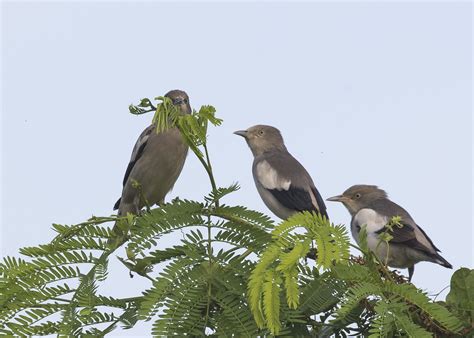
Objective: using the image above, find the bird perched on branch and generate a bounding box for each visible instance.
[327,185,452,281]
[114,89,191,217]
[234,125,328,220]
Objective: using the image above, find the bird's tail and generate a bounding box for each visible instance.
[434,253,453,269]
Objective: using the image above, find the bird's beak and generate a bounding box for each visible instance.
[234,130,248,138]
[326,195,345,202]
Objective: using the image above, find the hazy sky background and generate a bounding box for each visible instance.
[1,1,472,336]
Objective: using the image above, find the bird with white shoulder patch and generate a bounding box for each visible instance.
[327,185,452,281]
[234,125,328,221]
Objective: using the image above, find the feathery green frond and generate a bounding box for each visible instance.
[263,270,282,335]
[248,245,281,328]
[335,282,381,321]
[385,282,465,333]
[204,183,240,203]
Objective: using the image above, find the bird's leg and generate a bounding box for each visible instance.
[408,265,415,282]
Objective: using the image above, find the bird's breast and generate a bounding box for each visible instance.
[353,208,388,233]
[351,208,388,243]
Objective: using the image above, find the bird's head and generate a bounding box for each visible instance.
[165,89,191,115]
[234,125,287,156]
[327,185,388,216]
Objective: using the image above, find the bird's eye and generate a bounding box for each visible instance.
[258,130,264,136]
[355,193,361,199]
[183,98,188,104]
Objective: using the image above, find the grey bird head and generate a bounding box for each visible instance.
[327,185,388,216]
[234,125,287,157]
[165,89,192,115]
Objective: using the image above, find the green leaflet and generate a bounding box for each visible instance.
[263,270,282,334]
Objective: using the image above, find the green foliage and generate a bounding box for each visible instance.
[0,218,140,336]
[446,267,474,332]
[0,95,469,337]
[249,211,350,334]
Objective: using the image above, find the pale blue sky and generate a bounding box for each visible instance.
[1,1,472,336]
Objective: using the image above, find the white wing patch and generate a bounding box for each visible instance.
[354,208,388,233]
[308,189,320,211]
[256,160,291,191]
[130,126,153,162]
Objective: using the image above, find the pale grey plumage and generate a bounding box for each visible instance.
[327,185,452,281]
[234,125,327,220]
[114,89,191,216]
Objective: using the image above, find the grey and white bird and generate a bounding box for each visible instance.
[114,89,191,217]
[234,125,328,220]
[327,185,452,281]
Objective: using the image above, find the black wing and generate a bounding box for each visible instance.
[375,221,436,257]
[416,223,441,252]
[261,151,328,219]
[121,139,148,187]
[369,199,439,256]
[269,185,327,218]
[113,125,154,210]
